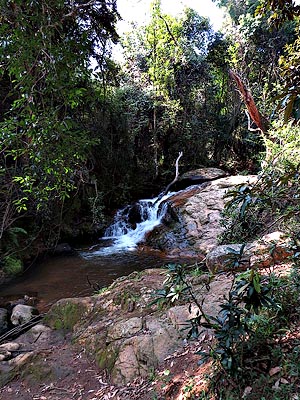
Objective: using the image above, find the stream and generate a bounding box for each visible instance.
[0,192,178,312]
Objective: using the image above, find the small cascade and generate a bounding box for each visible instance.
[83,192,174,256]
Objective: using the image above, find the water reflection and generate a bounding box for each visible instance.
[0,249,168,312]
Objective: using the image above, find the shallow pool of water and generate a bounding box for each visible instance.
[0,247,170,312]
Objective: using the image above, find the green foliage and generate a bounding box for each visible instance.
[151,263,190,308]
[2,256,23,276]
[206,255,300,399]
[153,251,300,398]
[220,181,264,243]
[152,263,210,312]
[255,0,300,124]
[277,34,300,123]
[198,267,277,373]
[256,0,300,27]
[0,226,27,275]
[220,122,300,243]
[121,1,253,176]
[0,0,120,258]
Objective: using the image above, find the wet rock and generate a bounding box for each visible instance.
[147,175,257,257]
[5,294,38,312]
[10,304,39,326]
[53,243,74,255]
[170,167,228,191]
[127,203,143,226]
[0,308,8,334]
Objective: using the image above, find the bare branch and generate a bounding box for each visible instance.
[245,109,263,133]
[154,151,183,204]
[159,15,178,45]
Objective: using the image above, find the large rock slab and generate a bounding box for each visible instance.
[146,175,257,257]
[206,231,293,273]
[110,316,181,384]
[170,167,228,191]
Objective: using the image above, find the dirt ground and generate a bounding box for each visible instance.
[0,334,214,400]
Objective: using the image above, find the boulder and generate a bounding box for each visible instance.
[0,342,20,352]
[53,243,74,256]
[110,316,181,385]
[107,317,143,342]
[10,304,39,326]
[45,297,94,331]
[170,167,228,191]
[0,343,20,362]
[206,232,293,273]
[168,304,201,330]
[17,324,53,347]
[146,175,257,257]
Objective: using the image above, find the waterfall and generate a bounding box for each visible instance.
[83,192,174,256]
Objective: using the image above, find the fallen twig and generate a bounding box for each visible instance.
[0,314,45,344]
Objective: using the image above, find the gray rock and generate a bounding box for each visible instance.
[146,175,257,257]
[206,244,251,273]
[111,316,181,385]
[167,304,200,330]
[10,304,39,326]
[16,324,53,347]
[171,167,228,191]
[180,167,228,182]
[53,243,74,255]
[107,317,143,342]
[0,342,20,352]
[206,232,292,273]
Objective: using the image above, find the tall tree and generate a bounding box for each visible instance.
[0,0,119,264]
[121,3,231,177]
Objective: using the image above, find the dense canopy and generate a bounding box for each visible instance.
[0,0,299,282]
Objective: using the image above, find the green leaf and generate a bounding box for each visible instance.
[253,274,261,293]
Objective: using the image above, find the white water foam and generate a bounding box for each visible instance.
[82,192,174,257]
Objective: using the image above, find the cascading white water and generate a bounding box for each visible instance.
[83,192,174,256]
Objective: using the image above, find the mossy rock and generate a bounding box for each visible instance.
[113,290,140,311]
[96,346,119,372]
[19,355,73,385]
[44,298,93,331]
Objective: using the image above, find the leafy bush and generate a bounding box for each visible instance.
[0,227,27,276]
[220,121,300,244]
[3,256,23,276]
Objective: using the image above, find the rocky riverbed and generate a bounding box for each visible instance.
[0,171,295,399]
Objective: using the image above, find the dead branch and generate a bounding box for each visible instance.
[229,70,267,133]
[159,16,178,45]
[245,109,263,133]
[0,314,44,344]
[154,151,183,205]
[164,151,183,194]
